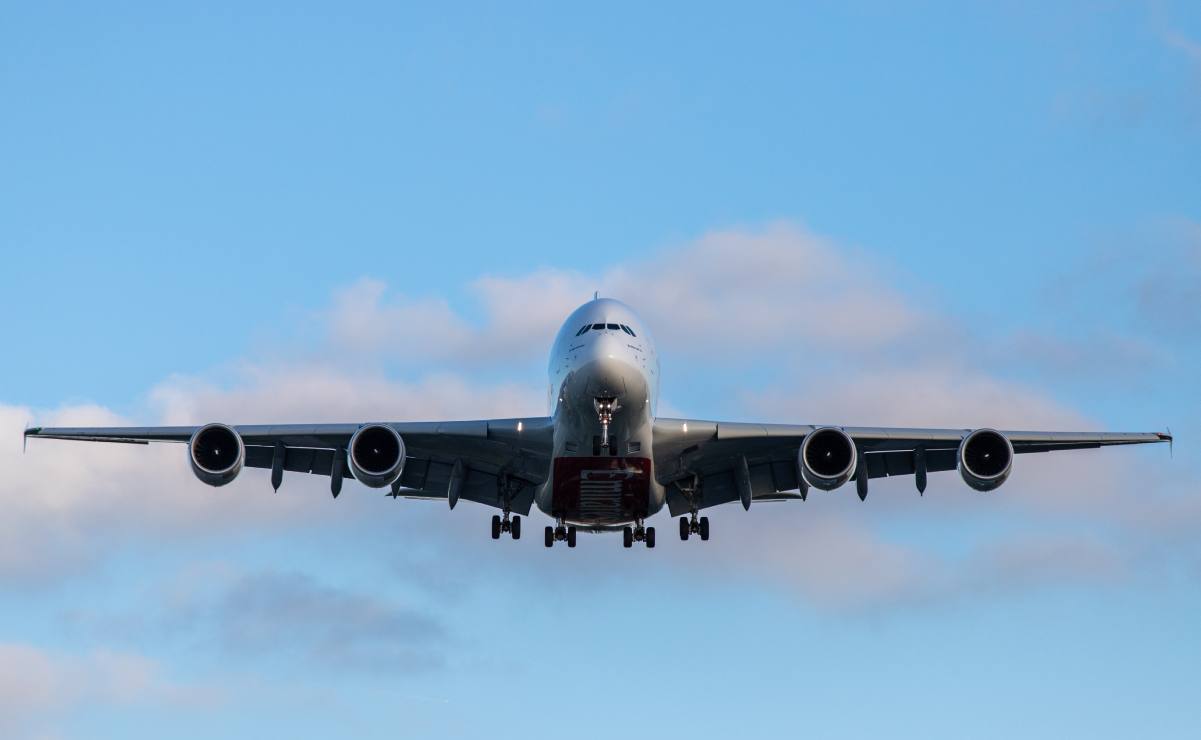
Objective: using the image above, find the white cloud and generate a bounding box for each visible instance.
[326,278,475,362]
[323,222,933,368]
[604,223,926,354]
[0,642,209,739]
[4,402,315,582]
[148,366,543,425]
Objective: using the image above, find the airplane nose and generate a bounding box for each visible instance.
[562,328,648,413]
[583,343,631,396]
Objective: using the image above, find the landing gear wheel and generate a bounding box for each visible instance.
[700,516,710,541]
[491,515,501,540]
[622,527,633,548]
[544,526,554,548]
[567,526,577,548]
[679,517,690,541]
[646,526,656,549]
[511,515,521,540]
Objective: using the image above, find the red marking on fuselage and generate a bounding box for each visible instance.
[552,456,651,522]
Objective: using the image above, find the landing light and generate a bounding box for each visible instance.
[517,421,524,432]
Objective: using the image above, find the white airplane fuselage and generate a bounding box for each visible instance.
[535,298,665,528]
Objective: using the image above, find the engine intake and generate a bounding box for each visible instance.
[348,424,406,488]
[799,427,858,491]
[958,428,1013,492]
[189,423,245,487]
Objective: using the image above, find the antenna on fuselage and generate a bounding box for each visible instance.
[593,290,599,300]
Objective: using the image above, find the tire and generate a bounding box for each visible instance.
[700,516,710,541]
[544,526,554,548]
[622,527,633,548]
[679,517,690,541]
[567,526,577,548]
[646,526,656,549]
[511,515,521,540]
[491,515,501,540]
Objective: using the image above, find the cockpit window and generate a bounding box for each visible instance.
[592,323,605,330]
[606,323,620,331]
[620,324,636,337]
[575,325,590,336]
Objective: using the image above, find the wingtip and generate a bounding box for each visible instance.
[23,426,39,454]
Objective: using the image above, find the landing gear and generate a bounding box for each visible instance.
[544,520,576,548]
[679,514,710,541]
[593,397,620,450]
[492,511,520,540]
[622,520,655,548]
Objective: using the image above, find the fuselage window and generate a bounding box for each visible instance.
[592,323,605,330]
[575,325,591,336]
[621,325,636,337]
[606,323,620,331]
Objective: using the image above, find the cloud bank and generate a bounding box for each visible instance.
[8,221,1195,618]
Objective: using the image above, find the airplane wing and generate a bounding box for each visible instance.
[652,418,1172,516]
[24,419,554,514]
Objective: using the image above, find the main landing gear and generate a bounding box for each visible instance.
[622,520,655,549]
[679,513,709,541]
[544,519,577,548]
[491,511,520,540]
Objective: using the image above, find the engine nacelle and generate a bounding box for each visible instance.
[799,427,858,491]
[189,423,245,487]
[958,428,1013,492]
[348,424,406,488]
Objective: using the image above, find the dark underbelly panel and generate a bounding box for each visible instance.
[552,456,651,523]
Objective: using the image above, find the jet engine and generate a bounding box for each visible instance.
[188,423,245,487]
[958,428,1013,492]
[799,427,858,491]
[348,424,406,488]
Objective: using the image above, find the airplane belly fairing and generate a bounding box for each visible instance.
[551,456,652,526]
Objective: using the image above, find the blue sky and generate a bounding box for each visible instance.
[2,2,1200,738]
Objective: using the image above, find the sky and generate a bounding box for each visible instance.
[2,1,1200,737]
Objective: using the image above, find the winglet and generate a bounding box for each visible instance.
[23,425,42,454]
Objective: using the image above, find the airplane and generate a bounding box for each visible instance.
[24,297,1172,549]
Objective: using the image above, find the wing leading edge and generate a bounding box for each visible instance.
[24,419,554,514]
[652,418,1171,516]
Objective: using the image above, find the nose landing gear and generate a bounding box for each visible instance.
[593,397,620,450]
[622,519,655,549]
